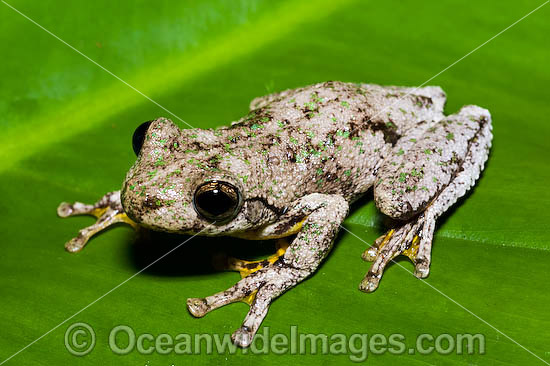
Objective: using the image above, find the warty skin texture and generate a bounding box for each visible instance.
[58,81,492,347]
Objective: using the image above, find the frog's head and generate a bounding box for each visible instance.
[121,118,258,236]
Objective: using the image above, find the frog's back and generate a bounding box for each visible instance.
[224,81,446,204]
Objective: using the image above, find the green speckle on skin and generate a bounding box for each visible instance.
[260,117,270,122]
[336,130,350,138]
[344,170,351,176]
[251,123,263,130]
[410,168,423,178]
[399,172,407,182]
[331,117,337,122]
[289,137,298,144]
[277,120,285,128]
[428,127,436,133]
[421,186,429,192]
[399,108,407,114]
[446,132,455,141]
[239,175,249,184]
[304,101,316,110]
[341,101,350,108]
[409,138,417,143]
[424,149,432,155]
[316,168,323,175]
[386,121,396,129]
[189,134,198,139]
[307,131,315,138]
[397,149,404,155]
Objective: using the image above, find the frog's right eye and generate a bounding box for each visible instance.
[132,121,153,156]
[193,180,242,223]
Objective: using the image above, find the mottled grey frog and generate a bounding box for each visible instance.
[58,81,492,347]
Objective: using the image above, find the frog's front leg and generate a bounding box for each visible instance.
[187,193,349,347]
[362,105,492,292]
[57,191,137,252]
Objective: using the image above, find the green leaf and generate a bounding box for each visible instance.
[1,0,549,365]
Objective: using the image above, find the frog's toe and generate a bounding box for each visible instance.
[57,202,74,217]
[361,230,393,262]
[186,298,209,318]
[413,257,431,279]
[64,235,88,253]
[359,274,381,293]
[232,326,254,348]
[57,201,96,217]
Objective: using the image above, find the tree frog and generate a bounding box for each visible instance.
[58,81,492,347]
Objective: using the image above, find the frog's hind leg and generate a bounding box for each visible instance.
[362,105,492,292]
[57,191,137,252]
[360,83,447,119]
[212,239,290,304]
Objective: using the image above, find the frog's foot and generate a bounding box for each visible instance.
[187,260,308,347]
[211,239,290,305]
[57,191,137,252]
[360,210,435,292]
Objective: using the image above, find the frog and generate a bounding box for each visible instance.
[58,81,492,347]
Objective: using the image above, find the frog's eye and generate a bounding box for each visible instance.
[193,180,242,223]
[132,121,153,156]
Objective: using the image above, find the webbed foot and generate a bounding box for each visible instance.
[360,211,435,292]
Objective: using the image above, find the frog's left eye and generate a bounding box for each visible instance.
[132,121,153,156]
[193,180,242,223]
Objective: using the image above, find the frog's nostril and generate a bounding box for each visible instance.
[132,121,153,156]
